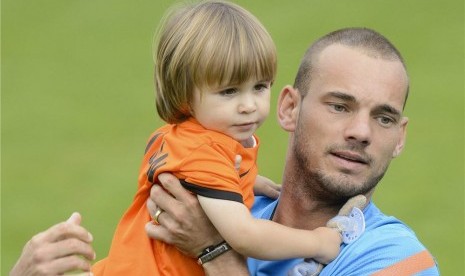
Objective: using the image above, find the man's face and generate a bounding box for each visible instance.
[293,44,409,198]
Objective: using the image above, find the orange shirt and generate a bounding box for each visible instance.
[92,118,259,275]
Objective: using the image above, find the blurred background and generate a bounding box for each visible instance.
[2,0,463,274]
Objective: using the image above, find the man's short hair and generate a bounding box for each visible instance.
[294,27,408,102]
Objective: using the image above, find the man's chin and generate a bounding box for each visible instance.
[320,174,374,198]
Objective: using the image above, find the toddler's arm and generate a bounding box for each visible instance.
[198,196,341,263]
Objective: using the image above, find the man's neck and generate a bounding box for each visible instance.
[272,177,373,231]
[271,184,340,230]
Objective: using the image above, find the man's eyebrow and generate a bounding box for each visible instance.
[327,91,402,117]
[326,91,356,102]
[373,104,402,117]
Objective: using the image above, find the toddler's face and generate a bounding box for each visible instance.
[191,78,271,145]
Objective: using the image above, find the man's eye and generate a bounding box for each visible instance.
[330,104,347,112]
[377,116,395,127]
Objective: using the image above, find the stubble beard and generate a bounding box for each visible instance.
[292,129,387,203]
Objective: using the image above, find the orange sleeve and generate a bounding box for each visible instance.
[371,250,437,276]
[178,142,245,202]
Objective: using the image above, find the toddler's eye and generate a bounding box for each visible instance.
[254,84,268,92]
[220,88,237,96]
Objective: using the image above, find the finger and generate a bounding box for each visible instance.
[145,222,174,244]
[148,185,184,228]
[55,238,96,260]
[150,184,180,217]
[36,222,93,245]
[262,185,281,199]
[146,196,158,218]
[66,212,82,225]
[338,195,367,215]
[147,193,187,240]
[234,155,242,171]
[45,254,93,275]
[157,173,193,202]
[42,238,96,262]
[145,221,199,257]
[265,182,282,192]
[149,201,180,230]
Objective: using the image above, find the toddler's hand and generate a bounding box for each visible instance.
[253,175,281,199]
[312,227,341,264]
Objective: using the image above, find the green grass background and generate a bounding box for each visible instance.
[2,0,464,274]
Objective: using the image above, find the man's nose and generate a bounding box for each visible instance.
[343,112,372,146]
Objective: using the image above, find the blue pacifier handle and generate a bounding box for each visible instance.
[328,207,365,244]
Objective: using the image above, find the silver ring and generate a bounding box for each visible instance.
[152,208,164,225]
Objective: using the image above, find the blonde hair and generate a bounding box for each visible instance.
[154,0,277,123]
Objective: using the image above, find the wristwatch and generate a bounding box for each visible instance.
[197,241,231,265]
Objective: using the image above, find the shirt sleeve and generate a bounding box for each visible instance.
[177,142,245,203]
[322,224,439,275]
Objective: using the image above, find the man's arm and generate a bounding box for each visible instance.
[145,173,249,275]
[10,212,95,276]
[202,250,249,276]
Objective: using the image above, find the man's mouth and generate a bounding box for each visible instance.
[331,151,369,165]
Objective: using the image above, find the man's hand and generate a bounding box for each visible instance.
[10,212,95,276]
[145,173,223,257]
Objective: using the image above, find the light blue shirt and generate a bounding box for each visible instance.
[248,196,440,275]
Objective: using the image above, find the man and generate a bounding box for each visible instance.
[145,27,440,275]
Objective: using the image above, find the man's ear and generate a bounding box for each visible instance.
[277,85,301,132]
[393,117,408,158]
